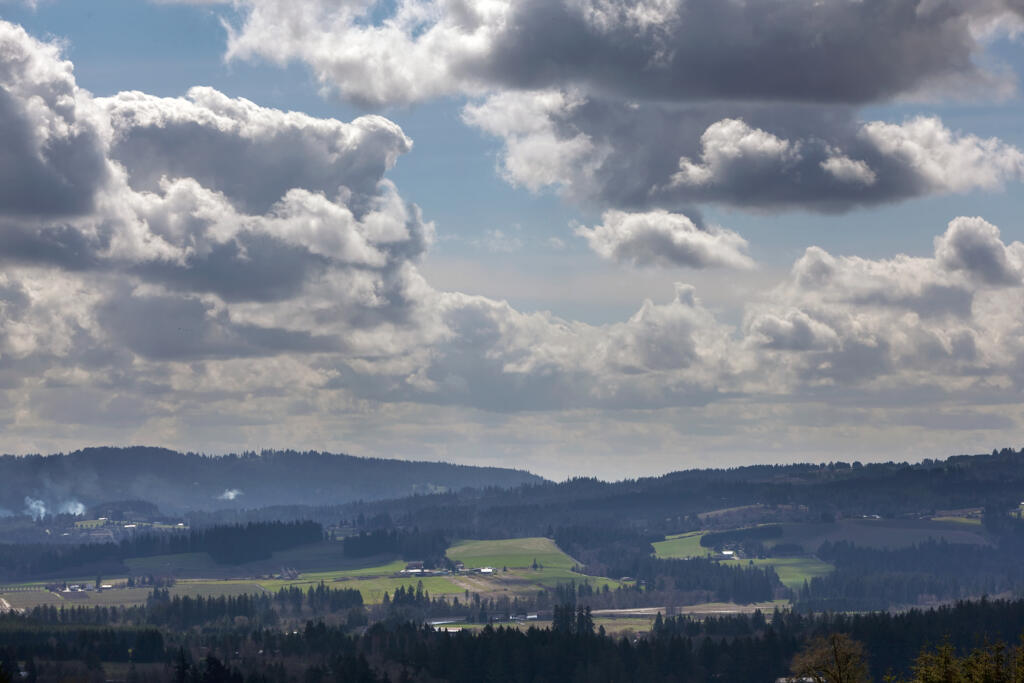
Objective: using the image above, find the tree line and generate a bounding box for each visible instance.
[0,521,324,579]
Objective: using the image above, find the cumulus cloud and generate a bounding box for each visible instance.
[0,22,110,217]
[100,88,412,214]
[465,93,1024,212]
[218,0,1022,107]
[934,216,1024,286]
[147,2,1024,220]
[673,119,799,187]
[575,210,755,270]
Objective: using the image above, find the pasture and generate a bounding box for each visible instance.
[447,537,576,571]
[3,537,624,609]
[446,537,622,591]
[720,557,834,591]
[652,531,711,559]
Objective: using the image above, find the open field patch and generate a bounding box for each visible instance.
[448,537,577,571]
[0,590,64,609]
[931,516,982,526]
[653,531,712,559]
[721,557,834,591]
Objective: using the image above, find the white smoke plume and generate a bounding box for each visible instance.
[217,489,243,501]
[58,500,86,516]
[24,497,47,520]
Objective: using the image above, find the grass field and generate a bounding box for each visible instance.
[931,516,983,526]
[0,590,65,609]
[721,557,834,591]
[652,532,712,559]
[653,529,834,591]
[448,538,577,571]
[446,538,622,592]
[3,538,624,609]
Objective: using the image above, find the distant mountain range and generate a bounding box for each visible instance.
[0,447,545,516]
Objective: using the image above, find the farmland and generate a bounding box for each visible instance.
[652,531,712,559]
[447,537,621,591]
[0,517,994,614]
[0,537,623,610]
[720,557,834,591]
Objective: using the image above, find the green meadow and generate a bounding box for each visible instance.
[652,531,712,559]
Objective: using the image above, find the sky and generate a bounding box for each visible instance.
[1,0,1024,480]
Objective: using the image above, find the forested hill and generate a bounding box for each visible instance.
[0,447,544,514]
[216,447,1024,538]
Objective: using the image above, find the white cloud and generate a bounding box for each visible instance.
[820,154,877,185]
[0,22,111,217]
[861,116,1024,193]
[672,119,800,187]
[575,210,755,270]
[100,87,412,213]
[934,216,1024,286]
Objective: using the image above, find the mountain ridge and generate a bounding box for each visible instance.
[0,446,545,515]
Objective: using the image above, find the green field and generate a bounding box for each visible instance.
[931,516,982,526]
[652,532,712,559]
[448,537,576,571]
[446,537,621,591]
[721,557,834,591]
[3,537,627,610]
[653,529,833,591]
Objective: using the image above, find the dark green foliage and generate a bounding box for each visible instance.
[342,528,449,566]
[8,596,1024,682]
[798,539,1024,611]
[0,520,323,578]
[605,556,779,604]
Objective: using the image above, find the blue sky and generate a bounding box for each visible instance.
[1,0,1024,478]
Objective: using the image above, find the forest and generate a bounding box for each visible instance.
[6,598,1024,681]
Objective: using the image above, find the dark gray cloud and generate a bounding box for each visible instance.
[97,291,339,361]
[485,0,989,104]
[465,95,1024,212]
[213,1,1024,214]
[223,0,1020,107]
[137,232,328,303]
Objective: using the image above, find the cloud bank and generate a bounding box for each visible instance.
[3,16,1024,477]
